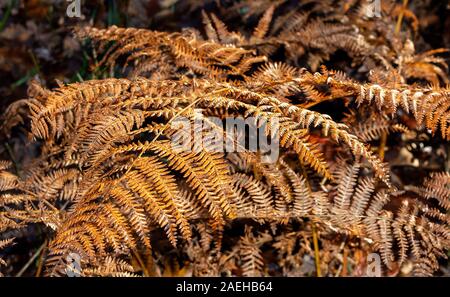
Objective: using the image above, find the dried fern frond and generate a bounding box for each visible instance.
[0,238,14,275]
[396,41,449,85]
[201,9,371,71]
[76,26,267,80]
[312,71,450,140]
[415,172,450,211]
[326,161,449,274]
[3,64,448,274]
[238,228,270,277]
[82,256,138,277]
[343,110,410,142]
[0,67,394,273]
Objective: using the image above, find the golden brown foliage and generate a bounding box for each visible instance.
[0,0,448,277]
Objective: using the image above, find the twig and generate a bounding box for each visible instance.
[15,241,47,277]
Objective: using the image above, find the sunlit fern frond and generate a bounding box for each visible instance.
[76,26,267,80]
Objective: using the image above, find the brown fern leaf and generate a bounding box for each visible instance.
[320,72,450,140]
[0,238,14,275]
[328,162,449,274]
[239,228,269,276]
[76,26,267,80]
[251,4,276,40]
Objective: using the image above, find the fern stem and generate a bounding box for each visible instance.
[445,145,450,173]
[35,240,47,277]
[342,247,348,276]
[3,142,19,175]
[132,250,150,276]
[312,223,321,277]
[395,0,409,34]
[15,241,46,277]
[300,164,322,276]
[378,131,387,161]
